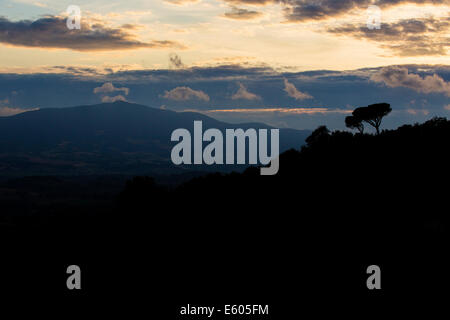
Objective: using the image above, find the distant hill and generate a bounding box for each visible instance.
[0,101,310,175]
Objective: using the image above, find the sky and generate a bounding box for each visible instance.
[0,0,449,130]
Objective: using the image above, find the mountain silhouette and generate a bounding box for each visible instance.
[0,101,310,175]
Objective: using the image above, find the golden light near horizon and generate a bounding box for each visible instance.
[0,0,448,72]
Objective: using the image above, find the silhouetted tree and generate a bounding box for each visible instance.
[345,115,364,134]
[353,103,392,134]
[306,125,330,146]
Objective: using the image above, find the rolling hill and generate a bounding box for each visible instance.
[0,101,310,175]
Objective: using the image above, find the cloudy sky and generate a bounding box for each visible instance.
[0,0,449,130]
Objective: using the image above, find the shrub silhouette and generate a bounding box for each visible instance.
[305,125,330,146]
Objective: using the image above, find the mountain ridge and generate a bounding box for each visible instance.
[0,101,310,176]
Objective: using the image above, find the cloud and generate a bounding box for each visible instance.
[0,98,9,105]
[164,0,201,4]
[296,0,449,22]
[200,107,350,114]
[2,63,449,129]
[185,107,352,130]
[223,0,275,5]
[0,106,39,117]
[232,83,262,100]
[326,16,450,56]
[281,0,371,22]
[162,87,210,101]
[32,2,48,8]
[221,0,450,22]
[406,108,430,115]
[283,79,312,100]
[371,66,450,96]
[94,82,129,102]
[169,53,185,69]
[223,7,264,20]
[0,16,184,51]
[101,95,127,103]
[94,82,130,95]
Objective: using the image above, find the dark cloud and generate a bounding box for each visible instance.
[113,64,278,83]
[1,64,449,129]
[223,0,275,5]
[169,53,185,69]
[50,66,102,76]
[223,7,264,20]
[327,16,450,56]
[222,0,449,22]
[377,0,450,6]
[0,16,184,51]
[284,0,449,22]
[281,0,371,22]
[121,23,141,30]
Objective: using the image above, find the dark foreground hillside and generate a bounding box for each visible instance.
[1,118,449,313]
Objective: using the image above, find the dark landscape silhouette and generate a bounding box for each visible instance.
[1,103,448,305]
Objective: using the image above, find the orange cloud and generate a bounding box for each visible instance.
[371,66,450,96]
[232,83,262,100]
[284,79,312,100]
[163,87,210,101]
[199,107,351,114]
